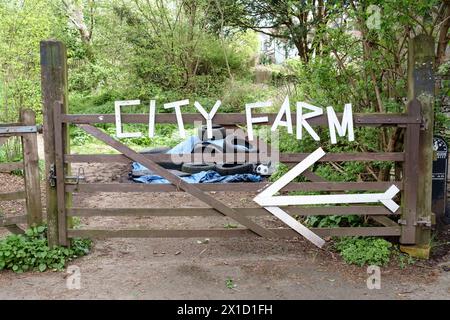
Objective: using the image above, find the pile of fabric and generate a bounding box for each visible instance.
[130,134,263,184]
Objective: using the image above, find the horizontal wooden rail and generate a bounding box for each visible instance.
[0,162,24,172]
[67,226,401,239]
[0,190,26,201]
[0,215,27,227]
[67,206,394,217]
[62,113,421,126]
[0,122,22,128]
[370,216,400,227]
[65,181,402,193]
[66,152,405,163]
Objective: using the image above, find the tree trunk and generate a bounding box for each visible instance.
[436,2,450,66]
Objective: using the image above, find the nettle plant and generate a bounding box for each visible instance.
[334,237,392,267]
[0,225,91,273]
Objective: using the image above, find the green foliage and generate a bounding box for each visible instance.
[0,0,55,123]
[225,278,236,289]
[0,137,22,163]
[334,237,392,267]
[0,225,91,273]
[268,163,289,182]
[393,249,416,269]
[220,80,276,113]
[71,126,93,146]
[306,215,363,228]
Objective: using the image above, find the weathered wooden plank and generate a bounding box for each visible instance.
[314,226,401,237]
[62,113,421,126]
[65,152,405,164]
[0,191,26,201]
[302,169,328,182]
[66,206,393,217]
[67,226,401,239]
[5,225,25,234]
[0,215,27,226]
[41,40,69,247]
[53,103,68,246]
[408,35,434,246]
[65,181,402,193]
[20,109,43,226]
[370,216,399,227]
[401,99,421,244]
[0,162,24,172]
[0,123,22,128]
[77,124,277,238]
[0,126,37,135]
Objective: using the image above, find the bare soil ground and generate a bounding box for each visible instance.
[0,161,449,300]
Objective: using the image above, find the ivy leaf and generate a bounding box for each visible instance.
[38,264,47,272]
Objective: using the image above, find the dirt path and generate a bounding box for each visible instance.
[0,162,449,300]
[0,236,448,300]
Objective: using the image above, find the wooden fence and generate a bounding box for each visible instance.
[0,110,42,233]
[51,100,423,244]
[38,39,435,248]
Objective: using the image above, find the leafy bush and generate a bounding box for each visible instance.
[334,237,392,266]
[70,126,93,146]
[306,215,363,228]
[0,225,91,273]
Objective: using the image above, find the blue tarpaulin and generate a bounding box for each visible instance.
[131,136,261,184]
[133,168,261,184]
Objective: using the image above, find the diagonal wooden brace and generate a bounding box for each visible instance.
[77,124,277,238]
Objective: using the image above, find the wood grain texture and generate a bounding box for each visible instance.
[67,206,393,217]
[0,162,23,172]
[65,152,405,164]
[65,181,402,193]
[0,191,26,201]
[62,113,421,126]
[20,109,43,226]
[67,226,401,239]
[40,40,69,247]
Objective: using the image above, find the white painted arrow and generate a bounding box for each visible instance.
[264,206,326,248]
[254,147,401,213]
[256,185,400,212]
[253,147,401,248]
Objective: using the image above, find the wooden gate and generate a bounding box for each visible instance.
[40,40,433,248]
[0,110,43,233]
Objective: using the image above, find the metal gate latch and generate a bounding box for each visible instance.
[397,218,432,227]
[65,167,85,185]
[415,217,432,228]
[48,164,56,187]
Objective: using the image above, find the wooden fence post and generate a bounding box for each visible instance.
[405,34,435,251]
[20,109,43,226]
[401,100,421,244]
[40,40,70,247]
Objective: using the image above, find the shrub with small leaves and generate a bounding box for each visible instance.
[0,225,91,273]
[334,237,392,267]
